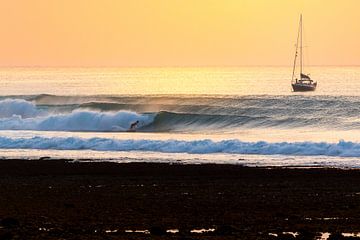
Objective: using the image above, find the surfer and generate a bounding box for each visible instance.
[129,120,139,131]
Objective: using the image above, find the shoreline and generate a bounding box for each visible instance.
[1,160,360,239]
[1,157,359,170]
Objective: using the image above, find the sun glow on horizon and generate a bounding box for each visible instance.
[0,0,359,67]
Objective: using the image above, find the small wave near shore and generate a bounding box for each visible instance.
[0,136,359,157]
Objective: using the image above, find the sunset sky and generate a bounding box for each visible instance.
[0,0,359,67]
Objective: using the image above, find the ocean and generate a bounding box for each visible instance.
[0,67,359,167]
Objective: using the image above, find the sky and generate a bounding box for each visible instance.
[0,0,359,67]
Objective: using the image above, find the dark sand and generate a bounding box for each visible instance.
[1,160,360,239]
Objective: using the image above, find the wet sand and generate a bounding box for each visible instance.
[1,160,360,239]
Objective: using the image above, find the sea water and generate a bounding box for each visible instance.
[0,67,359,167]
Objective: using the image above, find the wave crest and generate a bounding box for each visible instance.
[0,99,40,118]
[1,97,360,132]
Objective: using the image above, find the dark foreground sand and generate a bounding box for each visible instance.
[1,160,360,239]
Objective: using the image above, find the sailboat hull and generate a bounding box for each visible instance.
[292,83,317,92]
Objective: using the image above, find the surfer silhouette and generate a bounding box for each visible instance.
[129,120,139,131]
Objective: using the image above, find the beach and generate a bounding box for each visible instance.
[1,160,360,239]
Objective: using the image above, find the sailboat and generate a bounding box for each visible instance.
[291,14,317,92]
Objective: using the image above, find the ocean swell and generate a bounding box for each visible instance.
[0,137,359,157]
[0,96,360,132]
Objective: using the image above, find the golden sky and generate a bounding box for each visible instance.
[0,0,359,67]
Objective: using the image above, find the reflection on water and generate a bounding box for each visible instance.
[0,67,360,96]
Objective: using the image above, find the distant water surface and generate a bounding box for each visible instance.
[0,67,359,95]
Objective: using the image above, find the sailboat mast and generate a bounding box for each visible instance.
[291,15,301,83]
[300,14,302,78]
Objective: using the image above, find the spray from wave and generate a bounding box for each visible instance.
[0,99,41,118]
[0,99,154,132]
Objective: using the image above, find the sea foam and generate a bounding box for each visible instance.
[0,99,154,131]
[0,111,154,132]
[0,137,359,157]
[0,99,40,118]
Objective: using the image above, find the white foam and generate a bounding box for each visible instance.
[0,99,40,118]
[0,99,154,131]
[0,137,359,157]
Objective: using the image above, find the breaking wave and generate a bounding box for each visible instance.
[0,95,359,132]
[0,136,359,157]
[0,99,41,118]
[0,99,154,131]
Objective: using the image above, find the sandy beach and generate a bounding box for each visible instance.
[0,160,359,239]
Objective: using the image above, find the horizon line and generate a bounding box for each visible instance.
[0,64,359,68]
